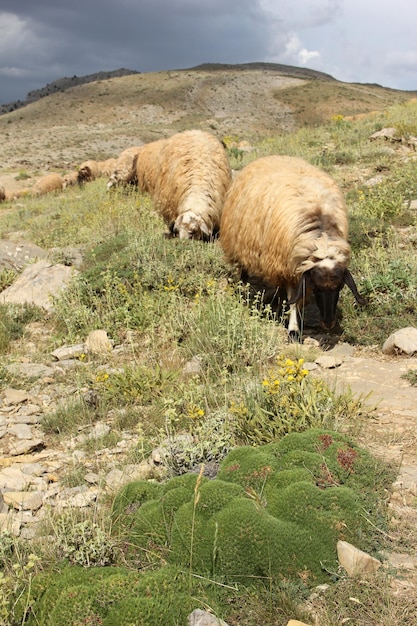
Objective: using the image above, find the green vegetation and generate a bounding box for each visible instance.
[0,96,417,624]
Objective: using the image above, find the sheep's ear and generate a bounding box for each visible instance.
[199,220,211,238]
[343,269,367,306]
[287,273,310,305]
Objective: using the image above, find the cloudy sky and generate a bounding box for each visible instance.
[1,0,416,104]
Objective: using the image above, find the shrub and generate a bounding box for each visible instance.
[111,429,394,587]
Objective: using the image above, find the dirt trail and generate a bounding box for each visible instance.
[324,351,417,466]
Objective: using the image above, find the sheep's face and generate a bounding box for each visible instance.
[173,212,211,241]
[309,264,345,330]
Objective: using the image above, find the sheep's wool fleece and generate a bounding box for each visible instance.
[136,130,232,229]
[220,155,350,287]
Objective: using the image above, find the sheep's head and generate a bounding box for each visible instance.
[290,260,367,331]
[173,211,212,241]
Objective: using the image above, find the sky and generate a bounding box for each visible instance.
[1,0,417,104]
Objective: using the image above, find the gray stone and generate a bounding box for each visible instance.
[2,388,33,405]
[89,422,111,440]
[183,356,203,377]
[5,363,56,379]
[0,240,47,271]
[8,438,44,456]
[0,467,31,490]
[188,609,230,626]
[0,259,78,312]
[382,327,417,356]
[50,344,86,361]
[7,424,33,439]
[315,355,342,369]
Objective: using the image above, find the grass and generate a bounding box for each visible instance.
[0,97,417,624]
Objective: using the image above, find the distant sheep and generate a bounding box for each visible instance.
[106,147,142,189]
[99,157,118,178]
[62,171,79,188]
[77,160,103,184]
[126,130,232,240]
[0,184,5,202]
[32,172,64,196]
[220,155,366,339]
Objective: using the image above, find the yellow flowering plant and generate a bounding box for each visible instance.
[231,355,360,445]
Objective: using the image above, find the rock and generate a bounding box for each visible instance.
[84,472,100,485]
[315,355,343,369]
[8,438,44,456]
[382,551,416,571]
[85,329,113,354]
[0,259,78,312]
[369,127,399,142]
[0,239,47,271]
[0,512,22,536]
[3,491,43,511]
[50,343,86,360]
[0,467,31,490]
[392,464,417,495]
[337,540,382,576]
[2,388,33,405]
[188,608,230,626]
[182,356,203,377]
[7,424,33,439]
[89,422,110,440]
[5,363,56,379]
[382,327,417,356]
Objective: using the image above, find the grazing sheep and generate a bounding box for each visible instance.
[77,160,103,184]
[127,130,232,240]
[0,184,5,202]
[106,146,142,189]
[32,172,64,196]
[220,155,366,339]
[99,157,118,178]
[62,171,79,188]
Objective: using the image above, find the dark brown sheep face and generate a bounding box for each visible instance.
[290,265,366,332]
[310,265,345,330]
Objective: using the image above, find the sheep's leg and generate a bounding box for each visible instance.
[287,303,302,342]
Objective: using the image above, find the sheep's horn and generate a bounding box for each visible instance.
[287,274,310,305]
[344,269,367,305]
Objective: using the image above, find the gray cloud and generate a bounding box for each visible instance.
[1,0,416,104]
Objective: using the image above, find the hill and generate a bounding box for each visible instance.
[1,62,416,174]
[0,68,140,114]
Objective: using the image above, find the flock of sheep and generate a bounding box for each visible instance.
[0,129,366,339]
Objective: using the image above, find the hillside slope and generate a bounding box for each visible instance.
[0,62,416,173]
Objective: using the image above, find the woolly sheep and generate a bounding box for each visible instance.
[32,172,64,196]
[77,160,103,184]
[62,171,79,188]
[99,157,118,178]
[127,130,232,240]
[106,146,142,189]
[220,155,366,339]
[0,184,5,202]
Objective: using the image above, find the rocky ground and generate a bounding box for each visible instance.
[0,242,416,599]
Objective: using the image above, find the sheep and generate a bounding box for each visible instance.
[127,130,232,240]
[62,171,79,188]
[219,155,366,340]
[0,184,5,202]
[98,157,118,178]
[32,172,64,196]
[77,160,103,184]
[106,146,142,189]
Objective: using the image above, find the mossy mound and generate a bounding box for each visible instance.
[113,429,394,586]
[22,564,211,626]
